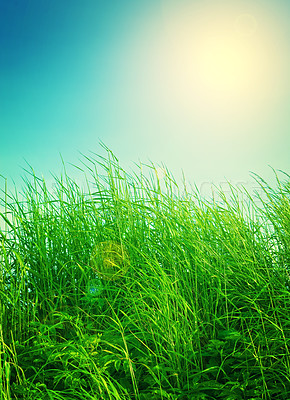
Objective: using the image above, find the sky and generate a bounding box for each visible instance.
[0,0,289,202]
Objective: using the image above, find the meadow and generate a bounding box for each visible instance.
[0,146,289,399]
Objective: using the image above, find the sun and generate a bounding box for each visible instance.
[195,31,257,98]
[160,6,264,107]
[156,1,287,136]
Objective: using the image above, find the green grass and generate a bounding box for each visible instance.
[0,144,289,400]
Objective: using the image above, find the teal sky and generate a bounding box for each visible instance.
[1,0,289,199]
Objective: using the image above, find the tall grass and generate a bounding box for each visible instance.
[0,145,289,399]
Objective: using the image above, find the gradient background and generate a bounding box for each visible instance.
[1,0,289,200]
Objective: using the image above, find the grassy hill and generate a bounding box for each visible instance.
[0,147,289,399]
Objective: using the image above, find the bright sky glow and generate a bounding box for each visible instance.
[0,0,289,203]
[157,1,288,137]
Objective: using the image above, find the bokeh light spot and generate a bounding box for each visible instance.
[235,13,257,37]
[90,241,129,281]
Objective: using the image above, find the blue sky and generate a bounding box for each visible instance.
[1,0,289,199]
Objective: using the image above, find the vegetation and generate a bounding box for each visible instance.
[0,145,289,399]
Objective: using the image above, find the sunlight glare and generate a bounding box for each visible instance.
[158,1,287,134]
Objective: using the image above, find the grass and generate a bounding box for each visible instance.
[0,144,289,399]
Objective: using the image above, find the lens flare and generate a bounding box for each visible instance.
[235,13,257,37]
[86,279,104,296]
[90,241,129,281]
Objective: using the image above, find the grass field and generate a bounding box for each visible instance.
[0,146,289,399]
